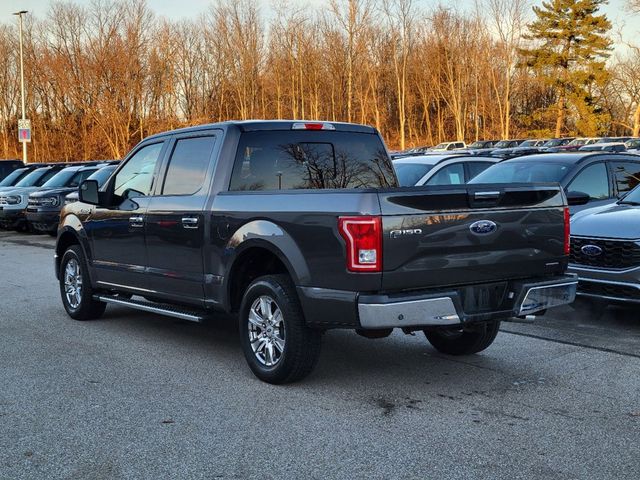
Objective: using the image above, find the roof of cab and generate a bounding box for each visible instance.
[145,120,377,141]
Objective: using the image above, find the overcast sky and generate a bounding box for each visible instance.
[3,0,638,56]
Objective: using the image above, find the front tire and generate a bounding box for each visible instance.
[59,245,106,320]
[424,320,501,355]
[239,274,321,384]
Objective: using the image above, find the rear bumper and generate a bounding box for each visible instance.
[298,275,577,329]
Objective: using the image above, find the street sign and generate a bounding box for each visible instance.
[18,119,31,143]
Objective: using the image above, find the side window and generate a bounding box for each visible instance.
[113,143,163,198]
[35,170,58,187]
[567,163,609,200]
[162,136,215,195]
[467,162,493,181]
[612,161,640,196]
[455,142,464,149]
[426,163,465,186]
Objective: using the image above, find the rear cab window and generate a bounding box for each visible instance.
[229,131,396,191]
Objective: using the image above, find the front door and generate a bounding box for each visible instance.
[145,134,218,304]
[88,141,165,292]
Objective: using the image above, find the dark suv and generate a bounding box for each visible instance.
[56,121,576,383]
[0,159,23,181]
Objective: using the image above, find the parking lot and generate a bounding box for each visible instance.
[1,229,639,480]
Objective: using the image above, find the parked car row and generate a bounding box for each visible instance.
[0,160,118,235]
[393,136,640,159]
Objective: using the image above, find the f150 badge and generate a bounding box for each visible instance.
[469,220,497,235]
[390,228,423,238]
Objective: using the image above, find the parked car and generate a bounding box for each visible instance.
[26,164,105,235]
[492,139,527,150]
[490,146,543,159]
[0,165,41,190]
[579,142,627,153]
[469,152,640,214]
[0,165,66,230]
[540,138,575,151]
[64,165,118,205]
[393,154,499,186]
[518,139,549,148]
[0,159,23,181]
[569,185,640,306]
[596,137,632,144]
[55,120,576,384]
[550,137,600,152]
[466,140,499,150]
[624,139,640,153]
[428,141,466,152]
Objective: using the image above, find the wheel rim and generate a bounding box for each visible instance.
[64,258,83,309]
[247,295,285,367]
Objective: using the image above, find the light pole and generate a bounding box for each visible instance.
[13,10,28,164]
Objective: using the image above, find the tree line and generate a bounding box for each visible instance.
[0,0,638,162]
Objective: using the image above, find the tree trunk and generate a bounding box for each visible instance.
[633,102,640,137]
[555,95,565,138]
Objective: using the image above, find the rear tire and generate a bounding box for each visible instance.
[424,320,501,355]
[239,274,321,384]
[59,245,106,320]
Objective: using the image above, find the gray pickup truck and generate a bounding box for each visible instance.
[55,121,577,383]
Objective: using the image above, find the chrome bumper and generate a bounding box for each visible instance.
[357,276,577,329]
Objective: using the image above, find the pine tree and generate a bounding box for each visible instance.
[520,0,612,136]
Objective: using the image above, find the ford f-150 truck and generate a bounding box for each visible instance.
[55,121,577,383]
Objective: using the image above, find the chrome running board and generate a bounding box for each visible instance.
[94,294,206,323]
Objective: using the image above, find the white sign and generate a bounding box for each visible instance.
[18,119,31,143]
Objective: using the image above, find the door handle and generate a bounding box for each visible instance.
[129,215,144,228]
[182,217,199,229]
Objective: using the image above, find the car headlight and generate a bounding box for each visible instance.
[5,195,21,205]
[64,196,77,205]
[41,196,60,207]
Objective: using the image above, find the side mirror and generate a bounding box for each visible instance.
[566,191,591,206]
[79,179,100,205]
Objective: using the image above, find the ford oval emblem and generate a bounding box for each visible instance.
[469,220,497,235]
[581,244,603,257]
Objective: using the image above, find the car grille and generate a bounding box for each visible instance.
[578,281,640,301]
[28,197,43,207]
[0,196,11,206]
[570,237,640,269]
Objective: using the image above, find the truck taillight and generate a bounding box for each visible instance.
[338,216,382,272]
[564,207,570,255]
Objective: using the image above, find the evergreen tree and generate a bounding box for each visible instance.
[520,0,612,136]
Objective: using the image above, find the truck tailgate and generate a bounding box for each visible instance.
[378,184,567,291]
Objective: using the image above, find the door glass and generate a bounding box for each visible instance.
[113,143,163,199]
[162,136,215,195]
[567,163,609,199]
[467,162,493,181]
[612,162,640,195]
[426,163,465,185]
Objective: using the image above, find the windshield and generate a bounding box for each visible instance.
[568,139,587,146]
[519,140,536,147]
[469,161,571,184]
[15,168,51,187]
[88,166,116,186]
[542,139,563,147]
[0,168,27,187]
[394,163,434,186]
[41,169,79,188]
[493,141,511,148]
[468,141,485,149]
[626,140,640,149]
[432,143,448,149]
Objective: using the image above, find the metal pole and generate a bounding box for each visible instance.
[14,11,28,164]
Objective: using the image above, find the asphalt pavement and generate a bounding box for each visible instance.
[1,230,639,479]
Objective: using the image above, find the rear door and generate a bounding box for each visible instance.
[144,132,219,304]
[377,184,566,291]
